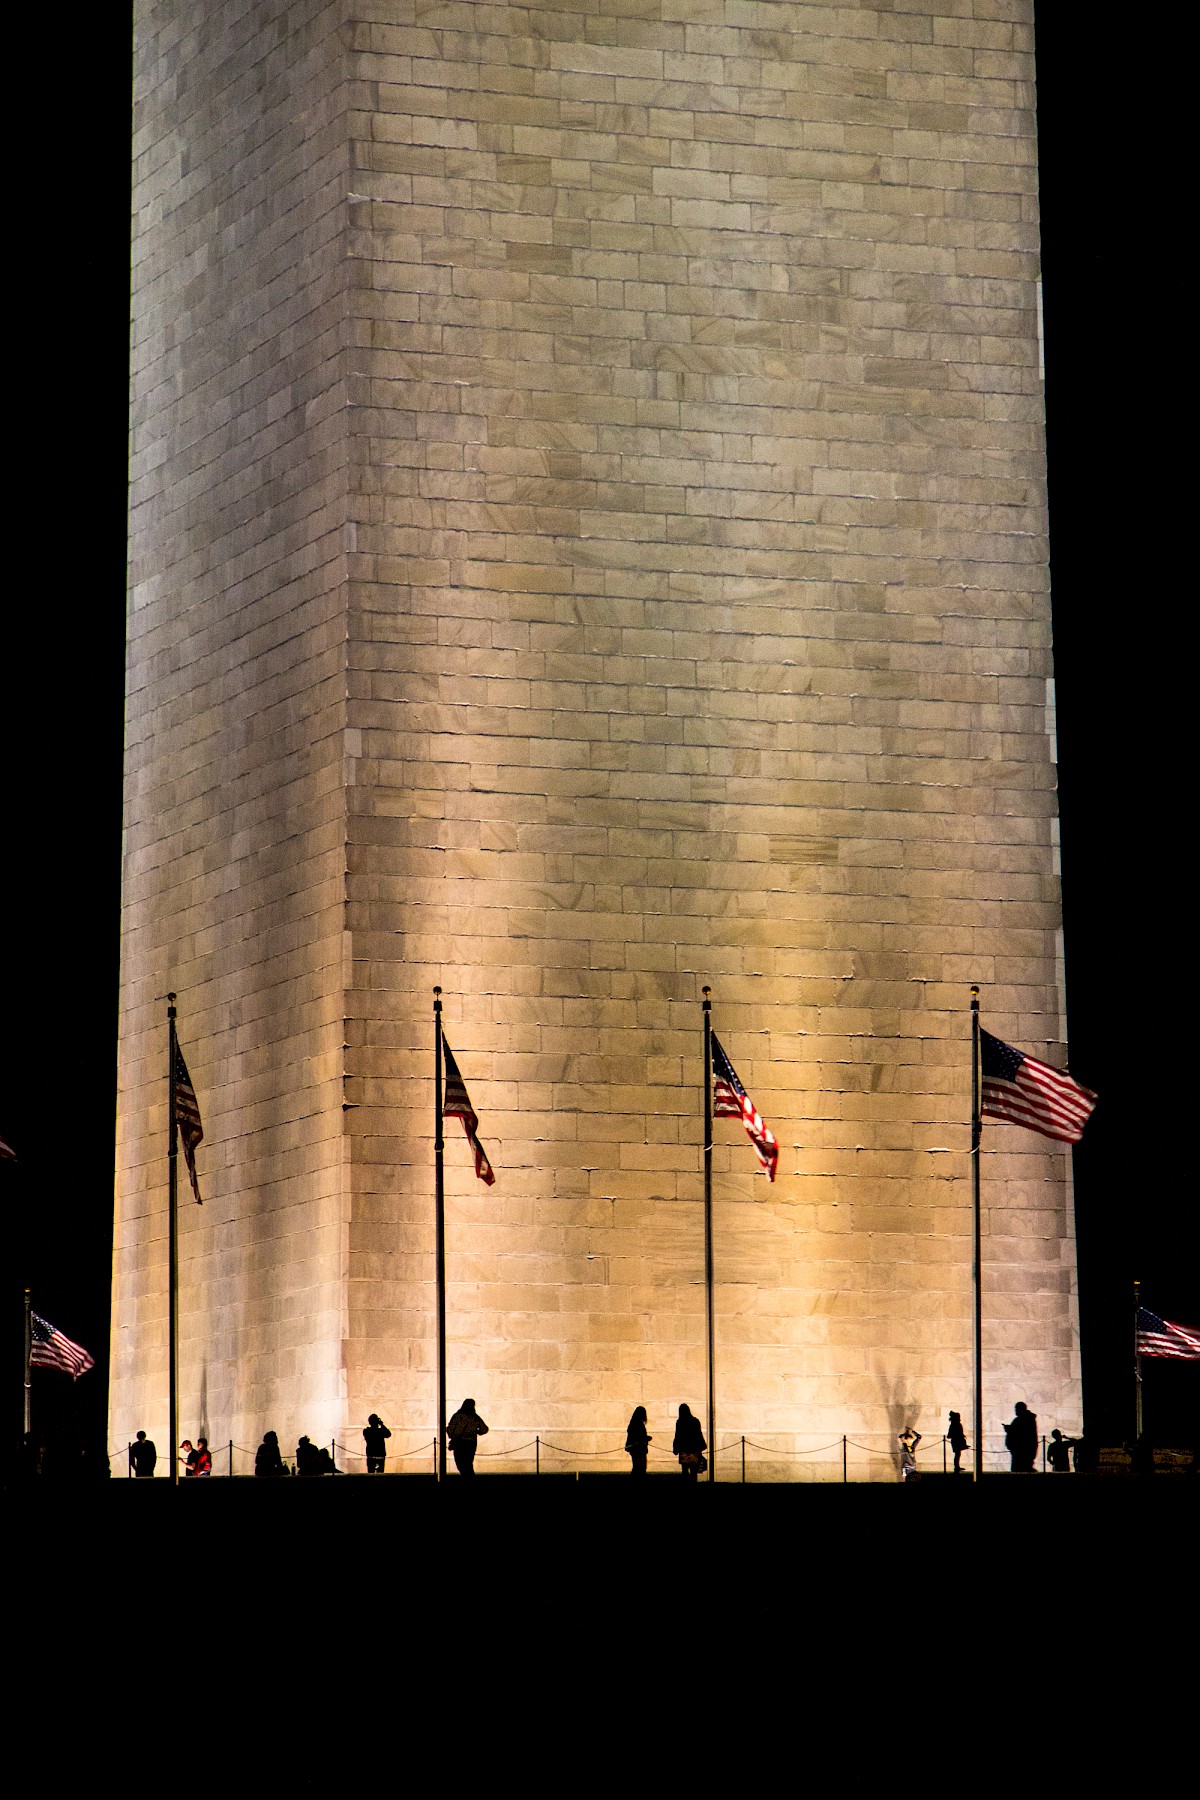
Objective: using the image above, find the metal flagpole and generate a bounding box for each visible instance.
[1133,1280,1144,1438]
[167,993,180,1487]
[23,1287,32,1437]
[702,986,715,1483]
[434,987,447,1482]
[970,985,983,1481]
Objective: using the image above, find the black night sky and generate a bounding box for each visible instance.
[3,8,1193,1461]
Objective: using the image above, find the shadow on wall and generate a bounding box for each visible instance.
[877,1369,918,1479]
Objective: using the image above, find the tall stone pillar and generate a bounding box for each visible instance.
[114,2,1079,1472]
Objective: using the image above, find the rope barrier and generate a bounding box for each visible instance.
[474,1440,538,1458]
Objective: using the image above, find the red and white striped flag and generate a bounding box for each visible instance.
[31,1312,95,1380]
[980,1029,1096,1144]
[442,1035,495,1185]
[712,1033,779,1180]
[1136,1309,1200,1361]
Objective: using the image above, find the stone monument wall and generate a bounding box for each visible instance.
[114,0,1079,1473]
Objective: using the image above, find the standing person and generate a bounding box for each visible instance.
[180,1439,198,1477]
[672,1404,707,1480]
[130,1430,157,1478]
[946,1411,967,1474]
[193,1437,212,1476]
[625,1406,651,1476]
[898,1427,921,1482]
[446,1398,488,1476]
[363,1413,392,1474]
[1046,1428,1077,1474]
[1003,1401,1038,1472]
[255,1430,284,1477]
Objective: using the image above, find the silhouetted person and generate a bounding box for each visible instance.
[946,1411,967,1474]
[1004,1402,1038,1472]
[625,1406,651,1476]
[898,1427,921,1482]
[130,1431,157,1478]
[672,1404,707,1479]
[255,1430,285,1477]
[363,1413,391,1474]
[180,1439,198,1477]
[1047,1429,1077,1474]
[194,1437,212,1476]
[1130,1432,1155,1477]
[296,1435,322,1477]
[446,1398,488,1476]
[1072,1433,1096,1476]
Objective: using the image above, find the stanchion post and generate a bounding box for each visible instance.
[843,1435,847,1484]
[1041,1434,1046,1473]
[943,1435,947,1474]
[536,1435,540,1476]
[229,1439,233,1478]
[741,1435,745,1484]
[331,1437,336,1474]
[127,1442,132,1478]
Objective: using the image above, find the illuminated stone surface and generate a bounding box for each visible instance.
[113,1,1080,1475]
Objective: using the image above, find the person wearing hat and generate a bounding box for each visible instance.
[180,1439,198,1477]
[363,1413,392,1474]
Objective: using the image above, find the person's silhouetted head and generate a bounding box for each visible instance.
[180,1440,192,1451]
[136,1431,146,1442]
[1014,1401,1027,1415]
[461,1398,476,1414]
[369,1413,381,1426]
[197,1438,208,1450]
[1051,1428,1063,1441]
[628,1406,648,1430]
[948,1412,960,1424]
[678,1403,693,1420]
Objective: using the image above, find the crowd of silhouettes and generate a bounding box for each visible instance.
[112,1399,1119,1482]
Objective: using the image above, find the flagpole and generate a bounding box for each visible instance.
[23,1287,32,1437]
[1133,1277,1143,1440]
[702,986,715,1483]
[970,985,983,1482]
[434,987,447,1482]
[167,993,180,1488]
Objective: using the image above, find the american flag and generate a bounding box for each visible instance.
[30,1312,95,1379]
[442,1035,495,1185]
[711,1033,779,1181]
[0,1133,16,1161]
[1136,1308,1200,1361]
[173,1039,204,1203]
[980,1028,1096,1144]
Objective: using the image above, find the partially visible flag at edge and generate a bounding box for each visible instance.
[0,1134,16,1161]
[31,1313,95,1380]
[1136,1308,1200,1361]
[442,1035,496,1185]
[980,1028,1096,1144]
[173,1040,204,1203]
[711,1033,779,1181]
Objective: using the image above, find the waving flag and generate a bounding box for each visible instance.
[173,1039,204,1202]
[1136,1309,1200,1361]
[980,1029,1095,1144]
[31,1313,95,1379]
[442,1035,495,1185]
[712,1034,778,1180]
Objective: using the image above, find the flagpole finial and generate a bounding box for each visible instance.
[702,985,711,1010]
[433,985,442,1017]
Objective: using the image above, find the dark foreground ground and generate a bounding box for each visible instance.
[10,1476,1193,1782]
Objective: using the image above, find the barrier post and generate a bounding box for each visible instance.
[433,1439,437,1478]
[943,1435,947,1474]
[331,1438,337,1474]
[229,1439,233,1478]
[536,1435,540,1476]
[741,1435,745,1484]
[128,1442,132,1478]
[1042,1434,1046,1473]
[843,1435,847,1484]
